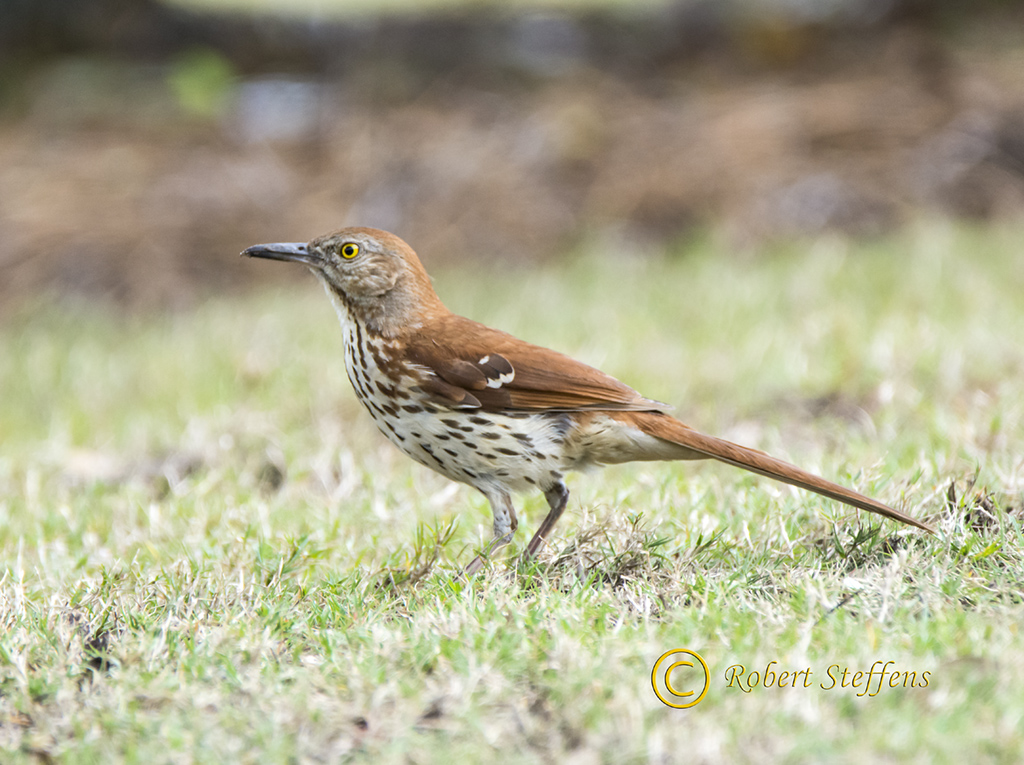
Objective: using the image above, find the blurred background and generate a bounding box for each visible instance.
[2,0,1023,310]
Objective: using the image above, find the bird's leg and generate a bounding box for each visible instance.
[525,480,569,558]
[463,488,518,576]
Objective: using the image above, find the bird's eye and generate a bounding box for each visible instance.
[341,243,360,259]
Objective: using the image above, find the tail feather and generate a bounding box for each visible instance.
[625,411,934,533]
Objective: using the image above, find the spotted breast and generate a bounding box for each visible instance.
[338,301,574,497]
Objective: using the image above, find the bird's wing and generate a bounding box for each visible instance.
[403,314,667,413]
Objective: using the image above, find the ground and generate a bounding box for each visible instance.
[1,223,1021,761]
[2,10,1024,311]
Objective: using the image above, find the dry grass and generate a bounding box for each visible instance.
[1,222,1023,762]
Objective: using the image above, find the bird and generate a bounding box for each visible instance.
[244,227,933,573]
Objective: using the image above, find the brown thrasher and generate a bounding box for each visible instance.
[244,227,932,572]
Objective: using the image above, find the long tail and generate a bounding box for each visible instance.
[623,411,934,533]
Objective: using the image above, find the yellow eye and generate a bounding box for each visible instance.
[341,243,359,259]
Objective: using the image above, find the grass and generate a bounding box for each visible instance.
[1,220,1023,762]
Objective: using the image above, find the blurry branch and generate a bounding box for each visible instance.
[3,0,1024,77]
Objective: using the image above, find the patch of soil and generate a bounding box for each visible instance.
[2,11,1024,310]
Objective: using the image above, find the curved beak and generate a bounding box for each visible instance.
[242,242,319,266]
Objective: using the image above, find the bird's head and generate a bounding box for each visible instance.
[243,227,446,334]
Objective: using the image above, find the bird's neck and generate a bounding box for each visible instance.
[317,272,448,340]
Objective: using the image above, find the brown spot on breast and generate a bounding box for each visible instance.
[369,345,389,370]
